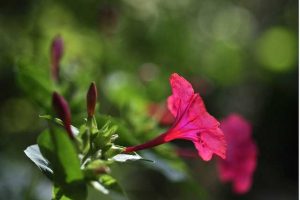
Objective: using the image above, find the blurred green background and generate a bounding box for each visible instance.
[0,0,298,199]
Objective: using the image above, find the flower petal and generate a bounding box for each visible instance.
[167,95,177,117]
[172,94,219,132]
[193,140,213,161]
[201,128,227,159]
[185,94,219,130]
[167,73,194,117]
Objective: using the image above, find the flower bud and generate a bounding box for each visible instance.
[50,35,64,82]
[52,92,74,139]
[87,82,97,118]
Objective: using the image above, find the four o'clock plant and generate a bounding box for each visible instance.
[24,82,149,200]
[23,36,258,198]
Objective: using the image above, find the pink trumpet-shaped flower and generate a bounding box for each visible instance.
[50,35,64,82]
[52,92,74,139]
[125,73,226,161]
[217,114,258,194]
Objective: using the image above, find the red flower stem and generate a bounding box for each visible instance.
[124,132,168,153]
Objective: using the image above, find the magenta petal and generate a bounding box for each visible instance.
[184,94,219,130]
[193,140,213,161]
[167,96,177,117]
[167,73,194,117]
[201,128,226,159]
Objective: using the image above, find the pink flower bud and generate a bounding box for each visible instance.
[50,35,64,82]
[87,82,97,118]
[52,92,73,139]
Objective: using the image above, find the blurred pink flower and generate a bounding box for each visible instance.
[125,73,226,161]
[147,103,175,125]
[217,114,258,194]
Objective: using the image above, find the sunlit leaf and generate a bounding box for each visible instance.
[111,153,153,163]
[24,144,53,178]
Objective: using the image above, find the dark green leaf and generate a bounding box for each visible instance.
[38,127,87,200]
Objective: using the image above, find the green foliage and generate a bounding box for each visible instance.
[25,110,153,199]
[37,128,86,200]
[16,60,54,109]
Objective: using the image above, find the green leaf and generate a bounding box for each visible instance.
[37,127,87,200]
[24,144,53,179]
[110,153,153,163]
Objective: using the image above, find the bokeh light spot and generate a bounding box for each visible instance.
[103,71,147,110]
[201,42,243,85]
[256,27,297,72]
[212,6,256,45]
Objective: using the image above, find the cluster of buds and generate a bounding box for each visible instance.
[51,82,124,183]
